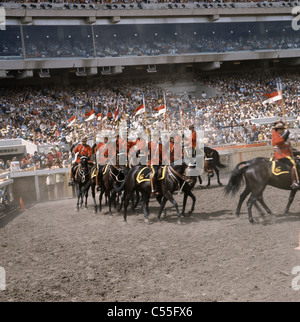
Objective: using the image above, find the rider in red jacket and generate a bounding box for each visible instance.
[272,121,299,189]
[68,137,93,186]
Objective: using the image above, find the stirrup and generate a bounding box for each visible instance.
[68,179,74,186]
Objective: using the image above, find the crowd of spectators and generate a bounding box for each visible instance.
[1,70,300,152]
[0,0,289,4]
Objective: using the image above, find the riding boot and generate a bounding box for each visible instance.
[151,178,159,196]
[290,168,300,189]
[68,170,74,186]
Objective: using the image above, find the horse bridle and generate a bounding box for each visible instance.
[79,156,90,183]
[109,164,126,183]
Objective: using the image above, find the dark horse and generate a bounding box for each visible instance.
[118,163,196,224]
[197,146,226,187]
[90,162,128,214]
[224,156,300,223]
[73,155,91,211]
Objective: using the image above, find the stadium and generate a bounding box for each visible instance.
[1,1,300,304]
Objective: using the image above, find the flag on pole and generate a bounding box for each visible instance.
[262,91,282,106]
[133,103,145,116]
[114,107,119,122]
[85,109,95,121]
[67,115,76,127]
[154,104,166,117]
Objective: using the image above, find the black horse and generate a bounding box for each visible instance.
[73,155,91,211]
[225,156,300,223]
[197,146,226,187]
[90,162,128,214]
[118,163,196,224]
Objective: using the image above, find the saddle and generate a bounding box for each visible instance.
[91,164,99,179]
[136,166,167,184]
[270,157,291,176]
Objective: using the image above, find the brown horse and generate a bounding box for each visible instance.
[117,163,196,224]
[73,155,91,211]
[90,162,128,214]
[225,157,300,223]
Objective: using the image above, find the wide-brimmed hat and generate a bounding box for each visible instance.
[274,122,285,129]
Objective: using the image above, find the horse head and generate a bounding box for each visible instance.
[80,155,89,170]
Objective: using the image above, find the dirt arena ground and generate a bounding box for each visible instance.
[1,176,300,302]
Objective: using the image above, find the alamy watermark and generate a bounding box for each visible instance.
[0,7,5,31]
[94,126,204,176]
[291,7,300,31]
[0,266,6,290]
[292,266,300,291]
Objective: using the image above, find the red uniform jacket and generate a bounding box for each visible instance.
[74,144,92,163]
[148,141,162,166]
[188,130,197,149]
[271,130,292,160]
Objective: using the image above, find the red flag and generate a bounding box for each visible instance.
[85,109,95,121]
[154,105,166,117]
[114,107,119,121]
[133,104,145,116]
[262,91,282,105]
[67,115,76,127]
[97,113,102,120]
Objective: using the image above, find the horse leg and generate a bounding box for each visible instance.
[181,193,188,217]
[284,190,297,216]
[91,183,97,214]
[99,190,105,213]
[246,195,255,224]
[247,194,265,223]
[76,184,80,211]
[112,190,117,209]
[107,190,112,215]
[257,196,274,216]
[183,186,196,216]
[84,185,90,208]
[206,173,210,187]
[198,175,202,185]
[164,190,182,224]
[134,189,140,209]
[215,167,222,186]
[236,187,251,217]
[123,192,132,222]
[156,194,167,217]
[157,197,168,221]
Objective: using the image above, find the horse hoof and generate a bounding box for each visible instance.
[177,219,182,225]
[144,218,150,224]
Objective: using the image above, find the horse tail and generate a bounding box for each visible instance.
[214,150,226,168]
[224,161,249,196]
